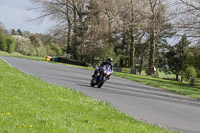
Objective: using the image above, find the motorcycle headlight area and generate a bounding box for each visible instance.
[97,72,100,76]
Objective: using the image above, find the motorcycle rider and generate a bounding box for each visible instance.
[92,57,113,79]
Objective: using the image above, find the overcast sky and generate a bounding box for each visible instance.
[0,0,53,34]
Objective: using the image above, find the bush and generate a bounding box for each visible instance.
[29,35,43,47]
[185,66,197,80]
[35,47,46,57]
[6,36,16,54]
[29,35,47,57]
[13,35,36,56]
[0,32,7,51]
[50,43,62,56]
[45,45,56,56]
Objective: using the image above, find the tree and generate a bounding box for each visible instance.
[114,0,175,72]
[17,29,23,36]
[11,29,17,35]
[140,0,175,76]
[114,30,131,67]
[175,0,200,38]
[135,40,150,74]
[0,22,8,34]
[178,0,200,12]
[110,0,142,68]
[156,40,171,73]
[29,0,70,53]
[29,0,93,57]
[37,34,53,48]
[185,46,200,78]
[166,34,190,81]
[28,0,180,70]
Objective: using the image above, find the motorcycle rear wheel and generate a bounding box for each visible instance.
[90,79,95,87]
[97,76,105,88]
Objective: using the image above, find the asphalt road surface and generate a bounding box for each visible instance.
[1,56,200,133]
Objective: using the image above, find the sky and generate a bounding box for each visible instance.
[0,0,53,34]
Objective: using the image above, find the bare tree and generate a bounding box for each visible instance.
[136,0,174,75]
[110,0,144,68]
[0,22,8,34]
[28,0,176,71]
[175,0,200,38]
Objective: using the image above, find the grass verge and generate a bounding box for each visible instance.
[113,72,200,100]
[0,51,44,61]
[0,58,171,132]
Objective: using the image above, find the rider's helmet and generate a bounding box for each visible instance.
[106,57,113,64]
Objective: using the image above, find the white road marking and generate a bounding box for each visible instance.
[0,57,13,67]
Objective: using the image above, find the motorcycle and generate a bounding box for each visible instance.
[90,64,113,88]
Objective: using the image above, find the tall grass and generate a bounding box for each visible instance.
[0,59,171,132]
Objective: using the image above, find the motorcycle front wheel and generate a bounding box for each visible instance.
[97,76,105,88]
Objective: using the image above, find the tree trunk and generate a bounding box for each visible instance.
[72,1,78,59]
[176,74,179,81]
[79,16,84,61]
[67,27,71,53]
[130,29,135,69]
[66,0,71,54]
[130,0,135,69]
[148,31,156,76]
[139,54,144,74]
[73,1,77,43]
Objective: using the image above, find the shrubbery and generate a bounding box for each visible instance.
[29,35,46,57]
[6,36,16,54]
[1,30,63,57]
[13,35,36,56]
[0,33,16,54]
[185,66,197,80]
[185,47,200,78]
[12,35,61,57]
[45,43,62,56]
[0,32,7,51]
[35,47,46,57]
[45,45,56,56]
[29,35,43,47]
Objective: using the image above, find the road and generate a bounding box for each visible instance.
[1,56,200,133]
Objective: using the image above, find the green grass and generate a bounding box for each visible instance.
[157,71,176,79]
[141,70,176,79]
[113,72,200,100]
[0,51,45,61]
[139,70,177,79]
[0,58,172,132]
